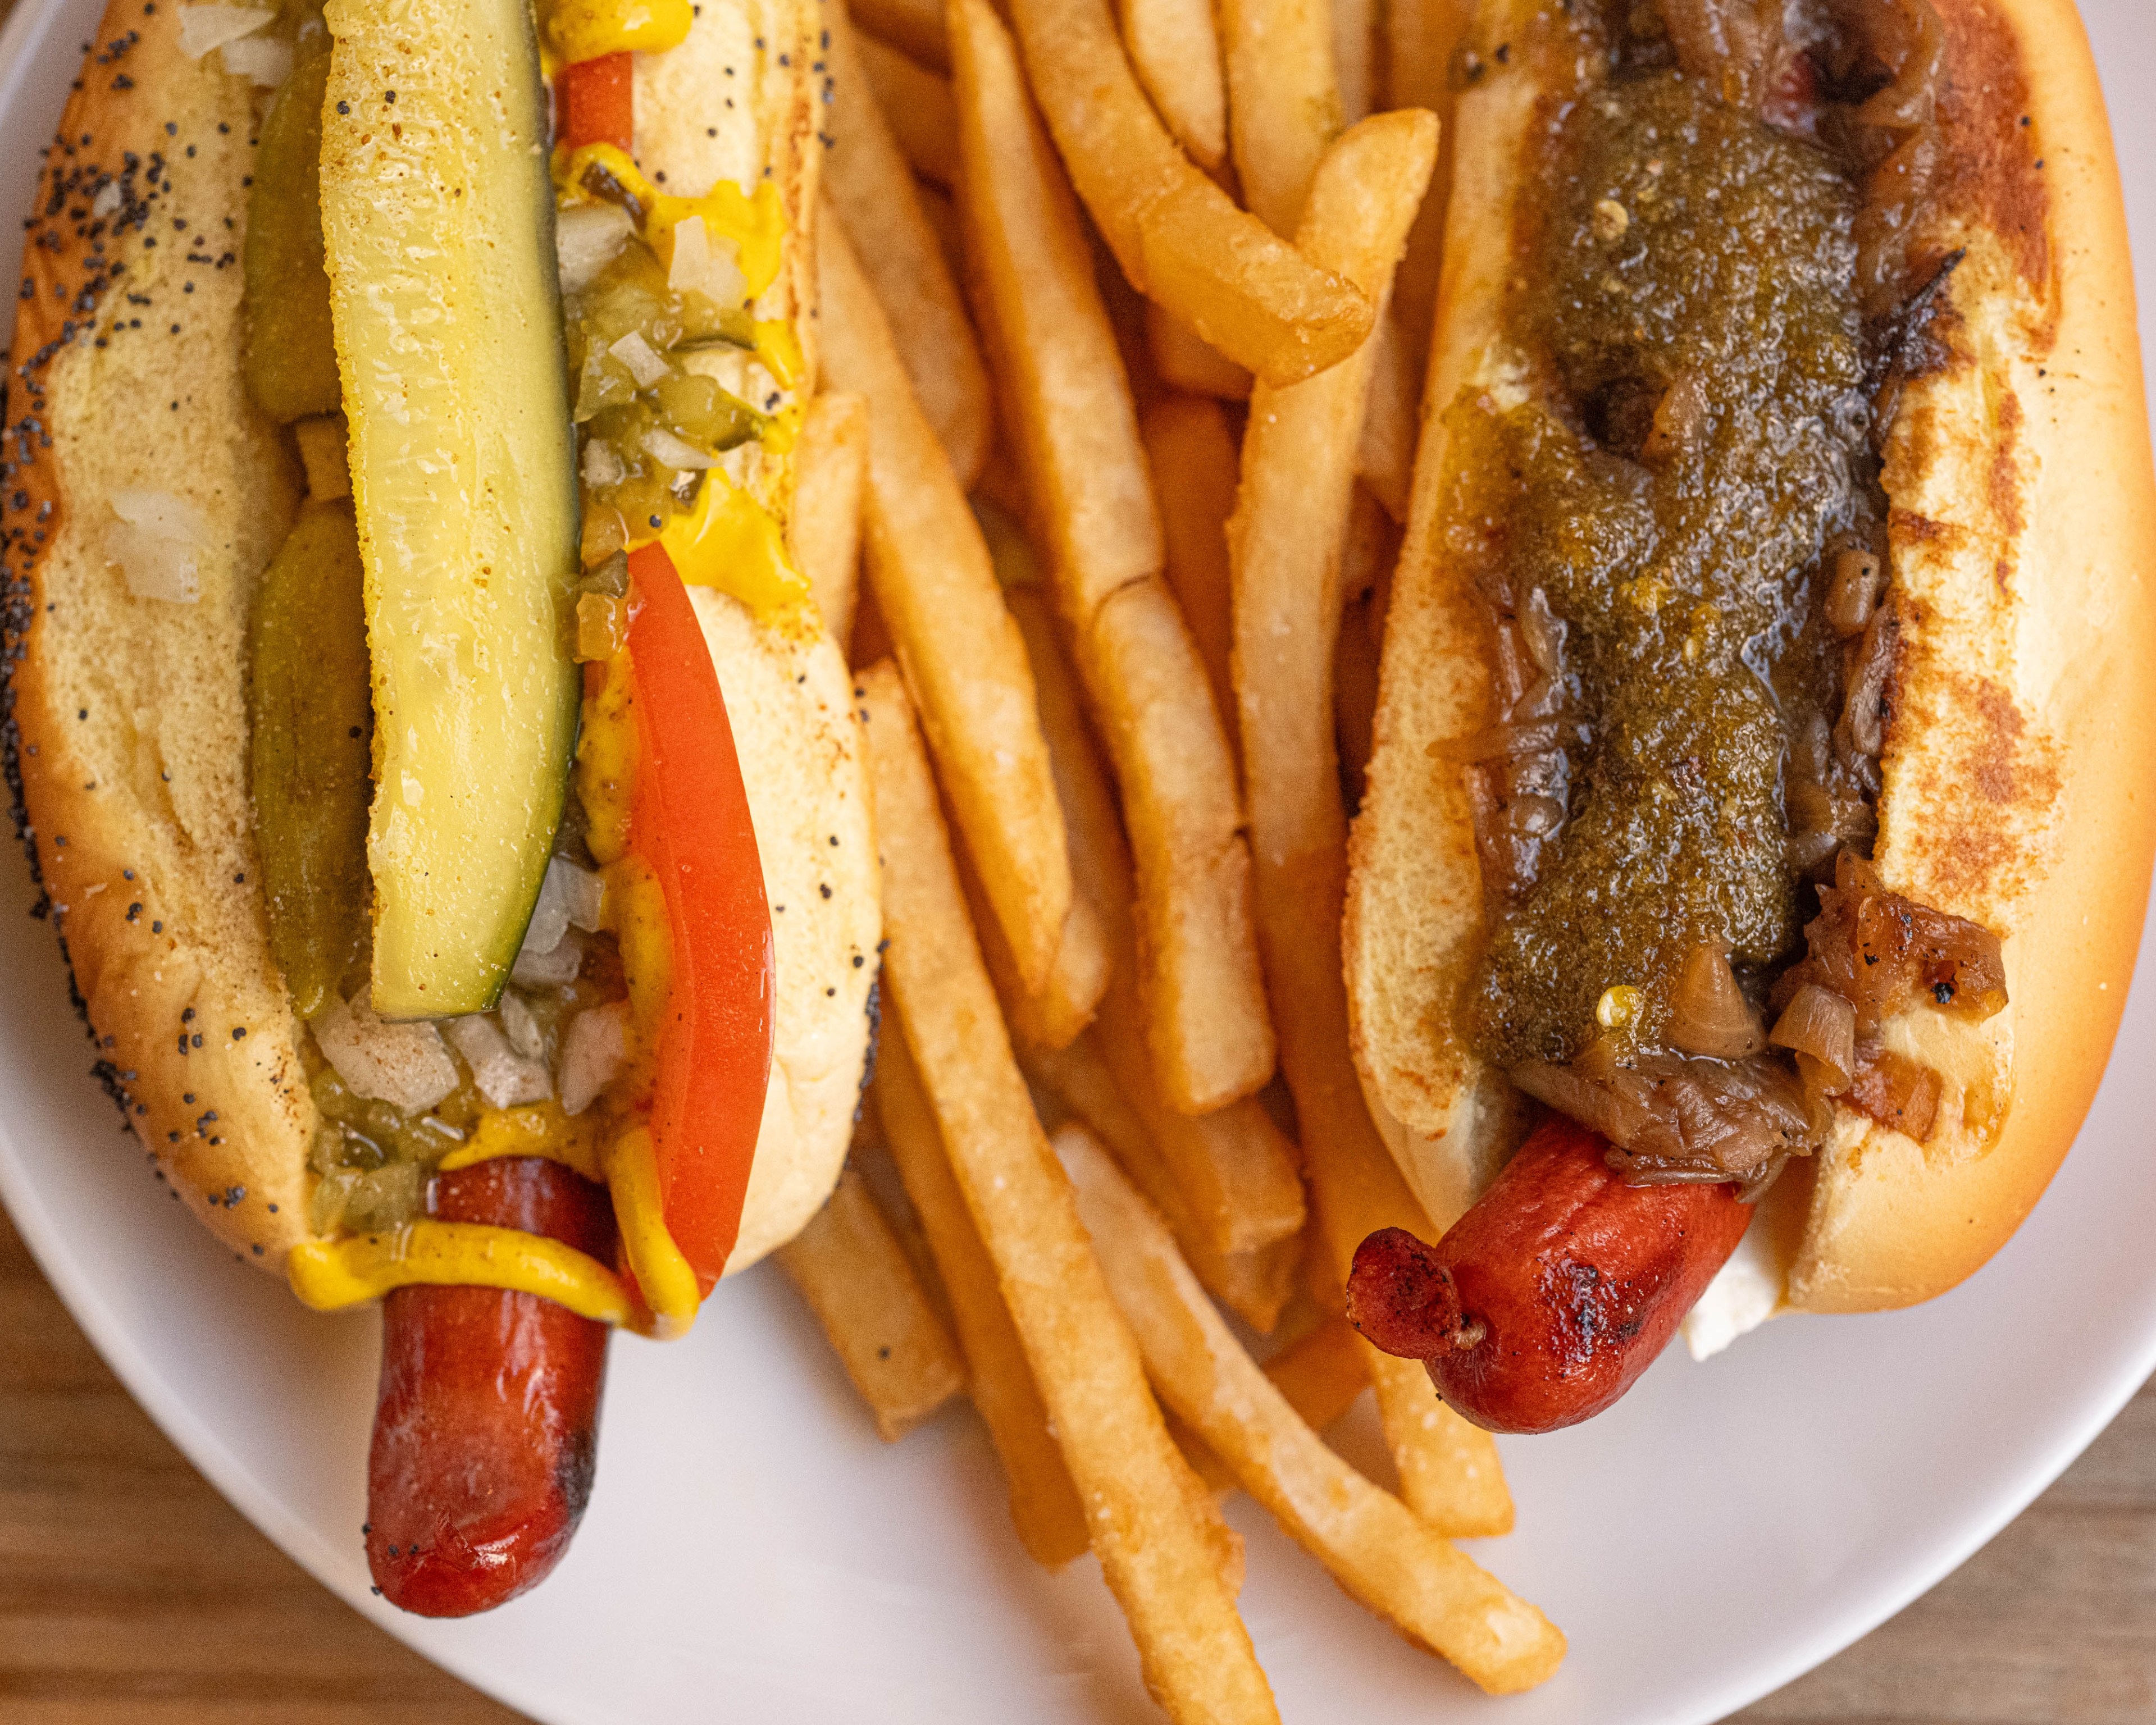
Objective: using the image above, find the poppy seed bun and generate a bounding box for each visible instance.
[4,0,876,1279]
[1342,0,2156,1313]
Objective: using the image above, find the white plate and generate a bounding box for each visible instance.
[3,3,2154,1719]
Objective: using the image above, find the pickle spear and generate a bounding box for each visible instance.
[320,0,581,1017]
[241,29,339,423]
[250,501,372,1017]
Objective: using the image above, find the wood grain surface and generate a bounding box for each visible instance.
[2,1203,2148,1724]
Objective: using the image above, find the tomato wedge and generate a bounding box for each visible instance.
[622,542,774,1295]
[557,52,633,153]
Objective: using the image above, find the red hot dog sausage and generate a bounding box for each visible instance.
[366,1160,618,1616]
[1346,1117,1754,1434]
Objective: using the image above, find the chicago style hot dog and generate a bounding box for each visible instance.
[6,0,878,1609]
[1342,0,2156,1432]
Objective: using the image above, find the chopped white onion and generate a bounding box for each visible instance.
[498,989,544,1061]
[314,993,460,1113]
[174,3,272,58]
[512,927,585,988]
[521,856,605,961]
[446,1014,554,1111]
[559,1002,631,1116]
[581,437,627,488]
[104,489,207,603]
[557,202,634,295]
[642,426,714,471]
[667,215,747,311]
[609,329,670,390]
[218,33,291,86]
[91,179,121,219]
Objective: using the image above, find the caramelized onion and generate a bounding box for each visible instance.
[1823,547,1882,635]
[1668,944,1766,1059]
[1768,982,1857,1090]
[1777,851,2008,1035]
[1845,1045,1943,1142]
[1658,0,1785,111]
[1430,719,1590,764]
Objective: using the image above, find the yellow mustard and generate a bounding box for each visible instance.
[562,144,788,300]
[546,0,694,64]
[437,1103,605,1183]
[576,659,639,868]
[603,1122,703,1338]
[287,1222,635,1326]
[659,466,810,617]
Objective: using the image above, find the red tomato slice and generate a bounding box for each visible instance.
[557,52,634,153]
[623,542,774,1296]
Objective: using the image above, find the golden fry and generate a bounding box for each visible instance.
[1263,1314,1369,1432]
[861,664,1279,1722]
[818,223,1073,994]
[1357,308,1419,522]
[876,1007,1092,1567]
[853,0,948,69]
[1000,574,1305,1257]
[829,2,995,489]
[1029,1030,1301,1330]
[1217,0,1342,236]
[1385,0,1477,378]
[1228,113,1511,1538]
[855,31,961,186]
[791,393,870,649]
[1332,0,1376,124]
[1116,0,1227,171]
[954,0,1276,1115]
[1140,394,1242,753]
[958,815,1113,1053]
[1061,1127,1566,1695]
[776,1165,968,1441]
[1001,0,1371,386]
[1145,302,1253,403]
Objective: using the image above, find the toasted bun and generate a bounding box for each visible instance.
[4,0,876,1277]
[1343,0,2156,1311]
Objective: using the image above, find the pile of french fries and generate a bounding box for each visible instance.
[771,0,1567,1708]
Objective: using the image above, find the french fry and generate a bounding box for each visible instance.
[1029,1030,1301,1330]
[1262,1313,1369,1431]
[776,1165,969,1441]
[1386,0,1477,379]
[1228,113,1511,1540]
[1000,0,1372,387]
[1357,308,1419,522]
[957,816,1112,1052]
[1060,1126,1566,1695]
[861,663,1279,1722]
[856,31,961,186]
[828,2,996,489]
[1139,394,1241,754]
[1116,0,1227,171]
[1332,0,1376,124]
[953,0,1277,1116]
[999,569,1305,1259]
[1218,0,1342,236]
[914,177,968,287]
[818,222,1073,994]
[791,393,870,649]
[1145,301,1253,402]
[876,1005,1092,1567]
[853,0,948,69]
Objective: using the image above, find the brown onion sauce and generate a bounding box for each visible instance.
[1462,0,2005,1191]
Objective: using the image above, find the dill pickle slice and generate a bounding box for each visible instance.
[241,31,340,424]
[321,0,581,1018]
[250,499,372,1017]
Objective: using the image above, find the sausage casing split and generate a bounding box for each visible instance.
[366,1159,617,1616]
[1346,1117,1753,1434]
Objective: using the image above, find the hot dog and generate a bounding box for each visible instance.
[6,0,879,1611]
[1343,0,2156,1431]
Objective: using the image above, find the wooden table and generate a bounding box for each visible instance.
[2,1203,2148,1723]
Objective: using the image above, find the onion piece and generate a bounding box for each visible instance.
[498,989,545,1062]
[667,214,749,311]
[104,489,208,603]
[175,3,272,58]
[643,426,715,471]
[557,203,634,295]
[1667,944,1765,1059]
[313,993,461,1113]
[609,330,671,389]
[446,1014,554,1111]
[1769,983,1857,1092]
[559,1002,631,1116]
[512,927,585,989]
